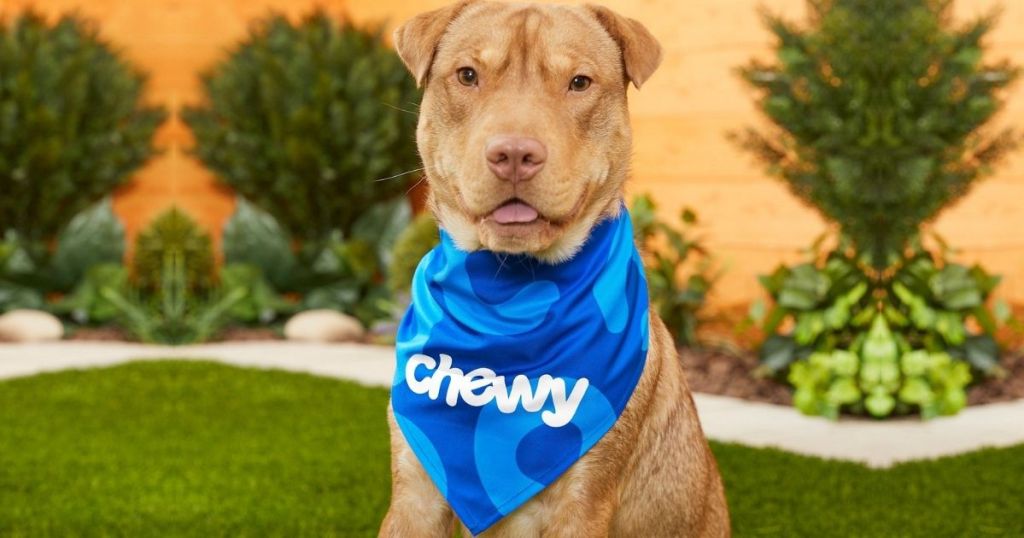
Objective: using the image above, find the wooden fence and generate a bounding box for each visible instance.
[3,0,1023,306]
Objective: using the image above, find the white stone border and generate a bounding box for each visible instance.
[1,341,1022,467]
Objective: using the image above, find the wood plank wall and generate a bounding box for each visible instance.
[2,0,1022,306]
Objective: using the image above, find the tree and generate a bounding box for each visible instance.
[735,0,1018,268]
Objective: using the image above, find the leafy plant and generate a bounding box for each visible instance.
[220,264,296,325]
[55,207,290,344]
[734,0,1019,267]
[755,239,1006,418]
[0,232,45,313]
[53,263,130,324]
[738,0,1018,418]
[388,212,440,293]
[1,198,125,313]
[0,12,165,246]
[47,198,125,291]
[132,208,215,294]
[100,252,247,345]
[183,11,421,244]
[222,197,297,290]
[631,194,715,347]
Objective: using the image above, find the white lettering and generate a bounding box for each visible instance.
[406,354,436,394]
[404,353,590,428]
[461,368,497,406]
[543,378,590,428]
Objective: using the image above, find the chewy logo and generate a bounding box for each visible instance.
[405,354,589,428]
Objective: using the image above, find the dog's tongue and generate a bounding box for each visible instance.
[492,201,539,224]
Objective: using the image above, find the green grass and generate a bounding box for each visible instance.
[0,361,1021,537]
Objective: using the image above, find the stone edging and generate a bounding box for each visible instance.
[1,341,1022,467]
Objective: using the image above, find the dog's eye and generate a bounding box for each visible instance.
[569,75,592,92]
[457,67,478,86]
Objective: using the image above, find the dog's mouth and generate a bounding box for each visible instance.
[487,198,542,225]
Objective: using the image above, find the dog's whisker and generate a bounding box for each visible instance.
[375,167,425,183]
[493,253,510,278]
[404,174,427,195]
[383,101,420,116]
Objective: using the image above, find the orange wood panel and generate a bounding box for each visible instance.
[2,0,1022,306]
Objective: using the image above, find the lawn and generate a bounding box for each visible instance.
[0,361,1021,537]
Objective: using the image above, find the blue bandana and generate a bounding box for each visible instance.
[391,207,649,534]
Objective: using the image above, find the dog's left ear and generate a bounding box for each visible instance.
[393,1,476,87]
[587,5,662,89]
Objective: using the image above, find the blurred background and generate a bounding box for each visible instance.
[2,0,1023,306]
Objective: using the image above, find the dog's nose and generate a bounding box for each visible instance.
[485,136,547,183]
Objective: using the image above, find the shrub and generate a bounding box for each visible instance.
[631,194,714,347]
[183,11,421,244]
[220,195,410,326]
[388,213,439,293]
[1,198,125,313]
[0,12,165,245]
[0,232,45,312]
[132,208,215,293]
[738,0,1018,418]
[63,208,290,343]
[756,240,1004,418]
[48,198,126,291]
[222,197,297,290]
[735,0,1018,266]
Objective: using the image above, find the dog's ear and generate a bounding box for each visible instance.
[393,1,476,87]
[587,5,662,89]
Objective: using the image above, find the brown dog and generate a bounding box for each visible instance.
[380,1,730,536]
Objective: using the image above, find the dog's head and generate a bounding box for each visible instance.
[395,1,661,262]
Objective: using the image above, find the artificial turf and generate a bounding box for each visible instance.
[0,361,1021,537]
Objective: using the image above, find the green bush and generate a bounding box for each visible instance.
[183,11,421,244]
[63,208,290,343]
[0,12,165,246]
[631,194,714,347]
[220,195,410,326]
[132,208,215,294]
[756,240,1004,418]
[388,213,439,293]
[222,197,297,291]
[1,199,125,313]
[48,198,126,291]
[738,0,1018,418]
[735,0,1018,267]
[0,232,45,312]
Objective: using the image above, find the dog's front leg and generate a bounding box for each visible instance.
[380,409,456,538]
[480,457,618,538]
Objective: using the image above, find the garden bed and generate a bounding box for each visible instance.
[680,345,1024,408]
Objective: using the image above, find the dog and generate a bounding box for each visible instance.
[380,1,730,536]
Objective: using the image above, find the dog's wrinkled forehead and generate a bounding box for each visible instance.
[437,4,621,83]
[395,1,662,91]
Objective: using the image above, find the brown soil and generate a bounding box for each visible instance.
[680,346,792,405]
[679,345,1024,407]
[968,351,1024,405]
[215,327,283,342]
[66,326,131,341]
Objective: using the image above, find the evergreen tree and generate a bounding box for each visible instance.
[736,0,1018,268]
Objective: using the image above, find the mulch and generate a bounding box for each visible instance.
[679,345,1024,407]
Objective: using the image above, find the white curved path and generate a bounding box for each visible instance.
[1,341,1022,467]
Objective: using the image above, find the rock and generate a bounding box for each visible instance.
[0,309,65,343]
[284,309,365,343]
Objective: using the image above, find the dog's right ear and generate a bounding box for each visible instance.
[393,1,475,87]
